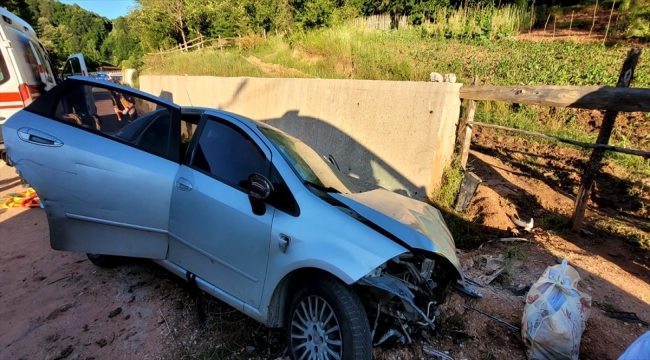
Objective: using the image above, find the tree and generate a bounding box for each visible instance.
[1,0,37,25]
[135,0,188,50]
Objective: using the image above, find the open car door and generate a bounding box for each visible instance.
[61,53,89,79]
[3,76,182,259]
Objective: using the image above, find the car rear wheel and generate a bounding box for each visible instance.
[86,253,116,267]
[287,276,371,360]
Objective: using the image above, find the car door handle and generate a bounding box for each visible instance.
[278,234,291,253]
[176,177,193,191]
[17,127,63,147]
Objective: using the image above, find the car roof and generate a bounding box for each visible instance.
[202,108,269,128]
[23,76,180,118]
[67,75,178,108]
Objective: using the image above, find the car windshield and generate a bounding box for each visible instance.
[258,126,358,194]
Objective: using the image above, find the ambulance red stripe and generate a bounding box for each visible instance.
[0,92,22,102]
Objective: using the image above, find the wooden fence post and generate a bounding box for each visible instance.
[571,48,642,232]
[460,76,479,170]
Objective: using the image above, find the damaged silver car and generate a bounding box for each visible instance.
[3,76,468,359]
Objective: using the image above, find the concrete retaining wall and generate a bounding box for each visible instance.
[139,75,462,201]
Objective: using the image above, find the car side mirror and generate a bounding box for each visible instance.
[248,174,273,201]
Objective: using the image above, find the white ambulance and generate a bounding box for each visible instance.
[0,7,89,161]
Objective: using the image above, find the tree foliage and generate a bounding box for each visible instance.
[2,0,141,69]
[1,0,644,73]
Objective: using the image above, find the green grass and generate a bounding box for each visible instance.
[428,159,485,249]
[143,50,268,77]
[431,159,466,210]
[596,217,650,247]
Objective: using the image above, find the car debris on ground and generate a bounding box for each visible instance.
[510,214,534,232]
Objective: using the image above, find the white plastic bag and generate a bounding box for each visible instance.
[521,259,592,360]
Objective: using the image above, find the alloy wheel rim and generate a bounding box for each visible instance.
[290,295,343,360]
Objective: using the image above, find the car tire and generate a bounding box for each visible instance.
[86,253,116,267]
[286,276,372,360]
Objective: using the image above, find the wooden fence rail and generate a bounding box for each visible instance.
[152,35,241,56]
[464,121,650,158]
[459,85,650,113]
[456,47,645,233]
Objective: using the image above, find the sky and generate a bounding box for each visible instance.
[59,0,135,20]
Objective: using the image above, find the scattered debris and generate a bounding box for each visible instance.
[581,229,593,236]
[1,188,40,208]
[512,283,531,297]
[374,329,406,346]
[603,311,649,326]
[422,344,454,360]
[452,282,483,298]
[108,307,122,318]
[499,237,531,243]
[245,346,255,354]
[522,259,592,360]
[463,305,519,332]
[478,238,530,249]
[510,214,534,231]
[476,254,505,285]
[455,171,482,212]
[464,277,483,288]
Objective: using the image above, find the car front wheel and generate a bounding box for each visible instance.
[287,276,371,360]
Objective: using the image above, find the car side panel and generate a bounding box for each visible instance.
[4,110,178,258]
[244,188,408,325]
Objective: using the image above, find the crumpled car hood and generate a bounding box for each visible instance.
[330,188,463,279]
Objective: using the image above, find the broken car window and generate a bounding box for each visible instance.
[53,84,174,160]
[191,118,269,191]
